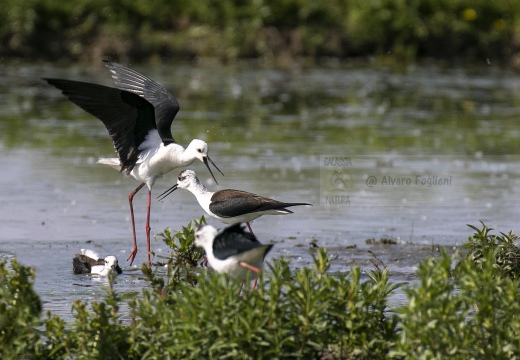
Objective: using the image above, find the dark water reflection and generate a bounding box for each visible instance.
[1,63,519,318]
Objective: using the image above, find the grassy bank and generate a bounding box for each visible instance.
[1,221,520,359]
[1,0,519,65]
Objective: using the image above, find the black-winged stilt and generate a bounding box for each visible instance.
[44,61,223,266]
[195,223,273,282]
[73,249,123,276]
[158,170,311,233]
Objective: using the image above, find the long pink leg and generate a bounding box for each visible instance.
[239,262,261,274]
[145,189,152,268]
[239,261,261,290]
[251,277,259,291]
[245,223,261,289]
[127,182,146,265]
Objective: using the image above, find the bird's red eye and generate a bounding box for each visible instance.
[197,148,203,153]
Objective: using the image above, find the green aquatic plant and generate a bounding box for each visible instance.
[4,220,520,358]
[0,259,43,359]
[394,250,520,359]
[37,245,403,359]
[155,216,207,288]
[156,215,206,268]
[130,248,401,359]
[43,273,135,359]
[463,221,520,279]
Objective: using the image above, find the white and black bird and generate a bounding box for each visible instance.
[45,61,223,266]
[195,224,273,281]
[73,249,123,276]
[158,170,311,233]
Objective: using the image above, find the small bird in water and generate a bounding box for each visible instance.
[73,249,123,276]
[158,170,311,233]
[195,224,273,283]
[45,61,223,266]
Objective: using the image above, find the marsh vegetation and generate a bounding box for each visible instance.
[2,221,520,359]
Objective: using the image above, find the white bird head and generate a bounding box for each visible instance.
[104,255,118,267]
[186,139,209,161]
[194,224,218,251]
[104,255,122,274]
[185,139,223,184]
[176,169,200,191]
[156,169,205,201]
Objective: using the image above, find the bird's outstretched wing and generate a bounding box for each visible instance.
[103,61,178,145]
[44,78,155,174]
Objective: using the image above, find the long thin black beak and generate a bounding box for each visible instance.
[157,184,178,201]
[203,156,224,185]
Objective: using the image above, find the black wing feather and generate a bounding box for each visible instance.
[210,190,310,218]
[74,254,104,264]
[103,61,178,144]
[44,78,156,174]
[212,224,265,260]
[73,257,92,274]
[72,255,104,274]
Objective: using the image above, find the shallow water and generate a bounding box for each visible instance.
[1,63,519,318]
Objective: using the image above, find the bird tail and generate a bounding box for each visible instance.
[80,249,101,260]
[97,158,122,171]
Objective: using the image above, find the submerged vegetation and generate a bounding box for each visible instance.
[1,221,520,358]
[1,0,519,65]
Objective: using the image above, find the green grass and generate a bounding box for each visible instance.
[1,221,520,359]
